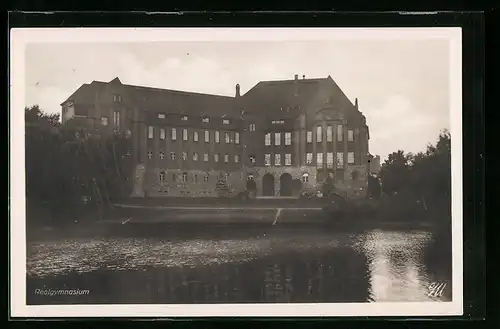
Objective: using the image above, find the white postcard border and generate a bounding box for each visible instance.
[10,27,463,318]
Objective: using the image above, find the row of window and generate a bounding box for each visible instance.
[157,170,357,184]
[147,150,355,166]
[156,113,233,125]
[304,152,355,167]
[101,111,121,127]
[306,125,354,143]
[148,150,241,164]
[263,153,293,166]
[147,126,240,144]
[159,171,236,183]
[264,132,293,146]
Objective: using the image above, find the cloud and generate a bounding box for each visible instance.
[364,94,443,161]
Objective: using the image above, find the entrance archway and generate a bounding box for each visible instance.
[262,173,275,196]
[279,173,293,196]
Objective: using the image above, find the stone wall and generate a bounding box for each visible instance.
[137,163,368,199]
[144,167,246,198]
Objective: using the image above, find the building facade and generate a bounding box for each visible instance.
[61,74,374,199]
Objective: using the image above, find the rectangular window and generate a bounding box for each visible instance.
[327,152,334,168]
[265,133,271,146]
[317,153,323,167]
[171,128,177,141]
[327,125,333,142]
[306,153,313,165]
[183,129,188,141]
[235,132,240,144]
[181,115,188,121]
[275,133,281,146]
[193,152,199,161]
[285,154,291,166]
[348,152,355,164]
[170,152,176,160]
[204,153,209,162]
[223,119,230,125]
[224,154,229,163]
[224,132,230,144]
[159,151,165,160]
[160,128,165,140]
[249,124,256,131]
[202,117,209,123]
[113,95,121,103]
[158,113,166,119]
[317,126,323,143]
[148,126,154,139]
[147,150,153,160]
[285,132,292,146]
[249,155,256,164]
[337,125,343,142]
[182,152,187,161]
[234,155,240,163]
[101,116,108,126]
[205,130,210,142]
[193,131,199,142]
[204,173,209,182]
[214,154,219,163]
[275,154,281,166]
[113,111,120,127]
[215,131,220,143]
[348,129,354,142]
[307,131,312,143]
[337,152,344,167]
[264,154,271,166]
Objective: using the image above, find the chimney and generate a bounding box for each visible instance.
[355,98,359,109]
[293,74,299,96]
[235,83,240,97]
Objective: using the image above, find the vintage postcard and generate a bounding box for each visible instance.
[10,27,463,317]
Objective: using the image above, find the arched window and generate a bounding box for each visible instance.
[182,172,188,183]
[159,171,165,182]
[204,173,209,182]
[302,173,309,183]
[351,170,359,181]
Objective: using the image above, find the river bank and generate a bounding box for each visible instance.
[25,196,449,241]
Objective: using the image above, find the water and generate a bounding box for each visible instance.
[26,225,452,304]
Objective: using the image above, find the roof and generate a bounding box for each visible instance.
[62,75,358,120]
[62,77,237,117]
[240,76,355,117]
[121,83,236,117]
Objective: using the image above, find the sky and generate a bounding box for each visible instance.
[24,39,450,161]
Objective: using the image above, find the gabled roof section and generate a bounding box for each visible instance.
[121,83,236,117]
[109,77,122,84]
[60,83,99,106]
[241,77,328,117]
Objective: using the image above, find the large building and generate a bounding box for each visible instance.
[61,74,373,199]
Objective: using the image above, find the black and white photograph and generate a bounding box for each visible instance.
[10,27,463,317]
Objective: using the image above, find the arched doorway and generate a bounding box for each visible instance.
[280,173,293,196]
[262,173,275,196]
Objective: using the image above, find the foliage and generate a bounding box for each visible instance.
[25,105,133,222]
[321,174,336,198]
[378,130,451,218]
[215,172,230,197]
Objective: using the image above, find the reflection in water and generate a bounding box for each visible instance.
[26,228,452,304]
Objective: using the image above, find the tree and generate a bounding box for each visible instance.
[215,172,230,197]
[321,174,336,198]
[25,105,133,223]
[379,150,413,196]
